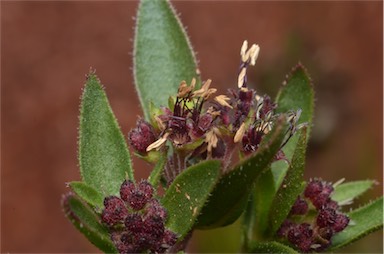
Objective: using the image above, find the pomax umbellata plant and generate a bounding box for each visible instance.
[62,0,383,253]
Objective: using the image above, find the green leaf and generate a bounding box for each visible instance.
[330,197,383,250]
[248,241,298,254]
[196,116,288,229]
[272,63,314,189]
[62,193,117,253]
[79,72,133,196]
[244,168,276,242]
[161,160,221,238]
[134,0,200,120]
[69,181,104,208]
[331,180,377,204]
[269,127,308,235]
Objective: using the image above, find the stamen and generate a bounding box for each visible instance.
[234,122,246,143]
[214,95,233,108]
[249,44,260,66]
[207,106,221,117]
[177,78,195,98]
[206,128,219,153]
[193,79,216,99]
[146,133,170,152]
[154,116,166,131]
[240,40,248,62]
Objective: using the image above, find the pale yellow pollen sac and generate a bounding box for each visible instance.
[249,44,260,66]
[237,67,247,88]
[234,122,247,143]
[146,132,170,152]
[240,40,260,65]
[206,127,219,153]
[207,106,221,117]
[214,95,233,109]
[240,40,248,61]
[177,78,196,98]
[154,115,166,131]
[192,79,217,99]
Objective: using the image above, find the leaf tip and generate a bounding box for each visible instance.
[282,62,313,88]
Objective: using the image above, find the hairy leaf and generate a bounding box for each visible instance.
[269,127,308,235]
[330,197,383,250]
[331,180,377,204]
[248,241,298,254]
[62,193,116,253]
[244,168,276,242]
[79,72,133,196]
[272,63,314,188]
[161,160,221,238]
[134,0,200,120]
[69,181,104,208]
[196,116,288,229]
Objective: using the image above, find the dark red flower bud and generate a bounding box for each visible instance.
[102,196,128,226]
[277,220,294,237]
[305,179,334,209]
[145,199,167,220]
[128,119,156,154]
[287,223,313,252]
[163,230,178,246]
[144,216,165,240]
[290,196,309,215]
[312,193,331,209]
[317,207,337,228]
[138,180,154,201]
[120,180,136,202]
[304,179,323,199]
[128,190,148,211]
[333,213,349,232]
[111,231,136,254]
[124,213,144,233]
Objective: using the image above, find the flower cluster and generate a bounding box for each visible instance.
[129,41,301,185]
[101,180,178,253]
[277,178,350,252]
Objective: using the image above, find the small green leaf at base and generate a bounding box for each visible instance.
[331,180,377,204]
[69,181,104,209]
[79,72,133,196]
[134,0,200,120]
[248,241,298,254]
[329,197,383,250]
[269,127,308,235]
[161,160,221,238]
[62,193,116,253]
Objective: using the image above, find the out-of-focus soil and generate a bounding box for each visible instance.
[1,1,382,253]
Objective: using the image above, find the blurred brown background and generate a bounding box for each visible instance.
[1,1,383,253]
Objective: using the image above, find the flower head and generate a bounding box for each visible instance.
[277,178,349,253]
[101,180,178,253]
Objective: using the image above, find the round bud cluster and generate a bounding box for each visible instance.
[277,178,349,252]
[128,119,157,154]
[101,180,178,253]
